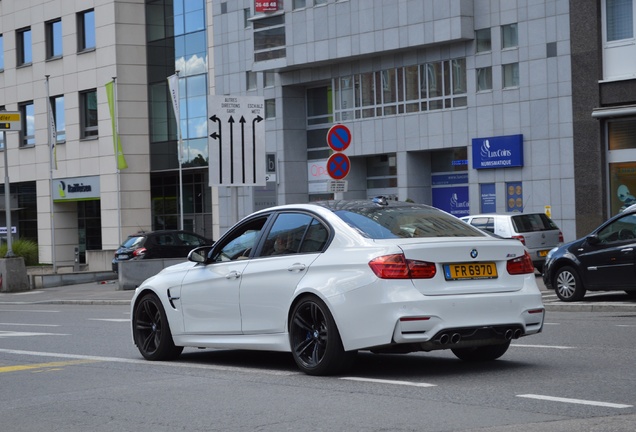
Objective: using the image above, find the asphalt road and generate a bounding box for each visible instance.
[1,290,635,431]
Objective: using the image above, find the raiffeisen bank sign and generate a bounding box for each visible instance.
[472,134,524,169]
[52,176,100,202]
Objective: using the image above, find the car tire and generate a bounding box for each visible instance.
[451,341,511,362]
[554,266,586,302]
[132,293,183,361]
[289,296,356,376]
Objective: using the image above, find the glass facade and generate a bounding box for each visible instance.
[146,0,211,234]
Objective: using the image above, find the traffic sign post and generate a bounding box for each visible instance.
[0,112,21,131]
[326,124,351,152]
[208,96,265,187]
[325,124,352,199]
[326,153,351,180]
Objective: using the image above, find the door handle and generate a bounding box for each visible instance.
[620,248,633,253]
[288,263,307,272]
[226,270,241,279]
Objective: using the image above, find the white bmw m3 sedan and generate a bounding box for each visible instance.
[131,197,545,375]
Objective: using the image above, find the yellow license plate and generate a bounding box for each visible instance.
[444,262,498,280]
[538,250,549,257]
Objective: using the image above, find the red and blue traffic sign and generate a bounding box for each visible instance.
[326,124,351,152]
[327,153,351,180]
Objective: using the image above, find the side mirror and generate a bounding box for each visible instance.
[188,246,214,263]
[586,234,600,245]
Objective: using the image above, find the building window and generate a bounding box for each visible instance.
[19,101,35,146]
[80,89,98,138]
[264,72,275,87]
[253,15,286,61]
[331,59,467,122]
[475,28,491,53]
[17,27,32,66]
[501,23,518,49]
[366,154,398,190]
[477,67,493,91]
[265,99,276,119]
[51,95,66,143]
[247,71,257,90]
[244,8,252,28]
[502,63,519,88]
[78,9,96,52]
[606,0,634,41]
[0,35,4,71]
[315,0,328,5]
[293,0,306,9]
[46,19,63,59]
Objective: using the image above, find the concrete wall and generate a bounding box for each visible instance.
[118,258,187,291]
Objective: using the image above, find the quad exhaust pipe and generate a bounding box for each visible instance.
[437,328,522,345]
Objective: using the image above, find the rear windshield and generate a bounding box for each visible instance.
[334,206,485,239]
[511,214,558,233]
[122,236,145,248]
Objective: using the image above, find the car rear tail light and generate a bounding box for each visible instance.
[558,231,564,243]
[368,254,436,279]
[506,251,534,275]
[132,248,147,258]
[511,235,526,245]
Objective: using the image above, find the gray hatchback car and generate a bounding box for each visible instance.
[461,213,563,272]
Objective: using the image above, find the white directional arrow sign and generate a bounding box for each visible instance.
[208,96,265,186]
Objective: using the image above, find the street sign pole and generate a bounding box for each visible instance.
[2,131,14,257]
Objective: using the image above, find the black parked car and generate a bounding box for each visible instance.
[112,230,214,272]
[543,207,636,301]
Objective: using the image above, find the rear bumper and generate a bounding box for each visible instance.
[329,276,545,352]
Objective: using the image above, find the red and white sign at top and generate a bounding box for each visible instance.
[255,1,278,12]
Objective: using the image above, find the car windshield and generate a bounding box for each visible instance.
[333,206,484,239]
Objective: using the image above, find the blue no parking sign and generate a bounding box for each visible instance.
[326,124,351,152]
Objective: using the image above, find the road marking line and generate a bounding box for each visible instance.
[0,348,297,376]
[0,310,59,313]
[517,394,632,408]
[511,344,573,349]
[0,331,69,338]
[340,377,436,387]
[88,319,130,322]
[0,323,59,327]
[0,359,98,373]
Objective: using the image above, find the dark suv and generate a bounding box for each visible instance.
[112,230,214,272]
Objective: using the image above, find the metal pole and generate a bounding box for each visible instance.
[112,77,122,246]
[46,75,57,272]
[3,130,14,257]
[176,70,185,231]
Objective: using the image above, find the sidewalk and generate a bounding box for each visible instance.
[0,280,134,306]
[1,275,635,312]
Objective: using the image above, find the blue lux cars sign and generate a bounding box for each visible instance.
[472,134,524,169]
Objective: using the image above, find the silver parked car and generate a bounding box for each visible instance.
[461,213,563,272]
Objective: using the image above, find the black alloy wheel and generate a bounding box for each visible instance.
[289,296,355,375]
[452,341,511,361]
[133,293,183,361]
[554,265,586,302]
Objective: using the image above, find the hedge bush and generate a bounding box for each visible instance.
[0,240,39,266]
